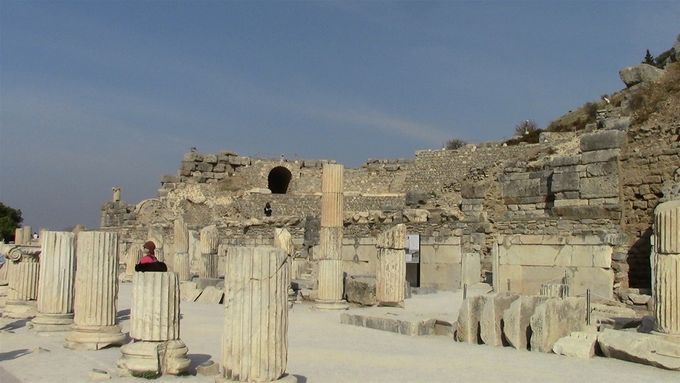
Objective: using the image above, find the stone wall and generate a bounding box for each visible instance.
[620,121,680,287]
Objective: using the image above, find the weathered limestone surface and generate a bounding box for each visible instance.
[219,246,293,382]
[376,224,407,306]
[503,295,548,350]
[4,245,40,319]
[530,297,587,353]
[553,331,598,359]
[598,329,680,370]
[316,164,347,310]
[31,231,76,332]
[130,272,180,340]
[174,218,191,282]
[480,293,519,346]
[14,226,32,245]
[654,200,680,335]
[346,276,377,306]
[65,231,127,350]
[199,225,219,279]
[119,272,189,376]
[124,244,143,281]
[274,228,295,257]
[316,228,347,309]
[455,295,485,344]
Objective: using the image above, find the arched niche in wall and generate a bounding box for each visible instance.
[268,166,292,194]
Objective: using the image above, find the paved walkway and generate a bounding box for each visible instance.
[0,284,678,382]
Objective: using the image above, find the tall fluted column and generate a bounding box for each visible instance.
[118,272,190,375]
[4,245,41,319]
[654,200,680,336]
[376,224,407,307]
[173,218,191,282]
[65,231,127,350]
[199,225,219,279]
[315,163,348,310]
[31,231,76,332]
[219,246,295,383]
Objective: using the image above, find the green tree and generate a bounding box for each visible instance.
[0,202,23,242]
[643,49,655,65]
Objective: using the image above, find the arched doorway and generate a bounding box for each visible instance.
[268,166,292,194]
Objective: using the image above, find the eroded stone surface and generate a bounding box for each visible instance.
[480,293,519,346]
[32,231,76,332]
[503,295,548,350]
[530,297,587,353]
[376,224,407,307]
[65,231,127,350]
[219,246,291,382]
[553,331,598,359]
[455,295,484,344]
[598,329,680,370]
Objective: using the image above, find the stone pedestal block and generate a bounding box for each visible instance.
[376,224,407,307]
[654,200,680,336]
[4,245,40,319]
[480,293,519,346]
[31,231,76,332]
[219,246,294,382]
[530,297,587,353]
[455,295,485,344]
[553,331,597,358]
[65,231,127,350]
[503,295,548,350]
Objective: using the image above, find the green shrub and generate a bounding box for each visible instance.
[444,138,467,150]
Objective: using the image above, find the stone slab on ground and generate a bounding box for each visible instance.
[598,329,680,370]
[341,313,436,336]
[553,331,598,359]
[195,286,223,304]
[179,282,203,302]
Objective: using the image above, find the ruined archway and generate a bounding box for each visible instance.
[268,166,292,194]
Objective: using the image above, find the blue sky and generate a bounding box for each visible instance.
[1,1,678,231]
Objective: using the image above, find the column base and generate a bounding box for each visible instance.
[65,324,128,350]
[29,313,74,332]
[3,300,37,319]
[314,299,349,311]
[216,373,298,383]
[118,340,190,376]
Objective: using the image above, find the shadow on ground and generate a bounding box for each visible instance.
[0,319,28,332]
[116,309,130,321]
[0,349,31,361]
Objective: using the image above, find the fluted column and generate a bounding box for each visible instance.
[31,231,76,332]
[654,200,680,336]
[118,272,189,375]
[376,224,407,307]
[65,231,127,350]
[174,218,191,282]
[4,245,41,319]
[124,244,144,281]
[199,225,219,279]
[219,246,295,383]
[315,164,347,310]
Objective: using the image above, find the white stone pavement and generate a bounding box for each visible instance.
[0,283,678,382]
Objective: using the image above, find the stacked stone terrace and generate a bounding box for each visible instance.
[100,110,679,299]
